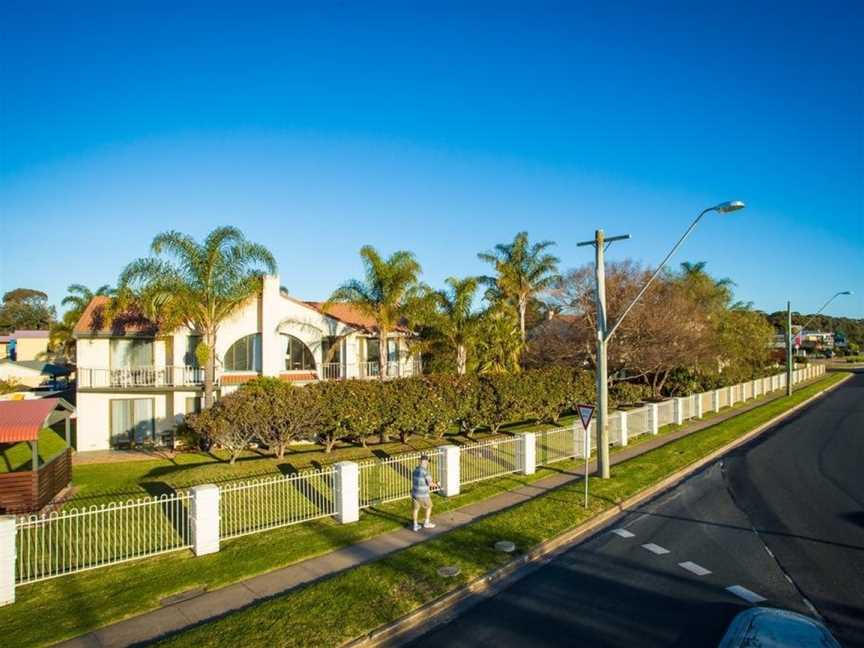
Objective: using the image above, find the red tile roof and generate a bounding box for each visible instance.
[73,296,159,337]
[303,302,411,334]
[220,372,318,386]
[279,372,318,383]
[0,398,60,443]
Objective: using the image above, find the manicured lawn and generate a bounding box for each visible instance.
[154,373,847,648]
[0,372,844,647]
[68,420,577,506]
[0,428,67,473]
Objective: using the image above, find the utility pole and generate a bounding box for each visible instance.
[786,301,793,396]
[578,200,745,479]
[594,230,610,479]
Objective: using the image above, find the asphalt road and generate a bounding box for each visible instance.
[406,372,864,647]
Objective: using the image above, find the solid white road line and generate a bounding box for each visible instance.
[611,529,635,538]
[641,543,670,555]
[726,585,767,604]
[678,561,711,576]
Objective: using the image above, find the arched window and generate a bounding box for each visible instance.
[224,334,261,371]
[281,334,316,371]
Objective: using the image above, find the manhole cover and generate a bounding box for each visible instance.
[494,540,516,553]
[437,565,461,578]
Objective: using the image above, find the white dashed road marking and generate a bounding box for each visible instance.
[678,561,711,576]
[641,543,670,555]
[726,585,766,604]
[611,529,635,538]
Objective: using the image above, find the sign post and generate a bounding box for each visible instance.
[577,404,595,508]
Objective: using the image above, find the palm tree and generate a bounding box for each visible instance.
[677,261,734,313]
[50,284,114,359]
[433,276,482,374]
[474,305,523,374]
[116,227,277,408]
[478,232,560,341]
[326,246,423,381]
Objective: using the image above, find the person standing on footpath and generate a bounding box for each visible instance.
[412,454,438,531]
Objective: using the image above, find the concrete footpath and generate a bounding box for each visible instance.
[59,383,822,648]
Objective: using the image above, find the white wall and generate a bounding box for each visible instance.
[76,392,171,451]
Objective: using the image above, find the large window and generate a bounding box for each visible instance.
[110,399,155,446]
[110,339,153,368]
[366,338,381,363]
[184,335,202,367]
[281,334,316,371]
[321,336,341,365]
[224,334,261,371]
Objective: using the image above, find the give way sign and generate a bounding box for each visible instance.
[577,404,595,430]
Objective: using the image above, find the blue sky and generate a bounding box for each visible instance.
[1,1,862,318]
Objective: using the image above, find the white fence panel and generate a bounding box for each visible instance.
[220,469,337,540]
[700,391,713,414]
[358,449,442,508]
[656,400,674,427]
[460,437,519,485]
[627,406,651,438]
[536,426,575,464]
[16,492,192,585]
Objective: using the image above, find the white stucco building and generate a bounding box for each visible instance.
[73,275,421,451]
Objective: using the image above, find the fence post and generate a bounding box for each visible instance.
[649,403,659,435]
[334,461,360,524]
[752,379,759,398]
[619,411,629,446]
[674,398,685,425]
[0,516,15,606]
[695,394,703,419]
[439,445,461,496]
[712,389,721,412]
[190,484,220,556]
[518,432,536,475]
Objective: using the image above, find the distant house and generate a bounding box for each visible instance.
[0,359,72,389]
[73,275,422,451]
[0,329,52,362]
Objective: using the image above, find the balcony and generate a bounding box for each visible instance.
[78,366,205,389]
[319,359,423,381]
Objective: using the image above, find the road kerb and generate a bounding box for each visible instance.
[346,372,852,648]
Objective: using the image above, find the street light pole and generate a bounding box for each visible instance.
[579,200,745,479]
[786,300,793,396]
[786,291,852,394]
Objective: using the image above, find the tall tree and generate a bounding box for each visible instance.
[116,227,277,408]
[50,284,114,359]
[478,232,560,341]
[326,246,423,383]
[474,305,524,374]
[432,276,482,374]
[0,288,55,333]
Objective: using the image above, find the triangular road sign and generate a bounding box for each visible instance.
[577,404,595,430]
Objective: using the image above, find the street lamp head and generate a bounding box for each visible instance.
[713,200,746,213]
[838,290,853,296]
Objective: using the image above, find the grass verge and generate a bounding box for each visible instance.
[152,373,847,648]
[0,373,842,647]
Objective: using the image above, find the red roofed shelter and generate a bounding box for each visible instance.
[0,398,74,513]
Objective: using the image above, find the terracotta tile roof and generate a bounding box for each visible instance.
[0,398,60,443]
[220,372,318,386]
[73,296,159,337]
[279,372,318,382]
[303,302,411,334]
[219,374,258,386]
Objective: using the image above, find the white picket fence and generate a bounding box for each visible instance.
[7,364,824,592]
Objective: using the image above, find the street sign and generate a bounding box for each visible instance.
[577,403,595,509]
[577,404,595,430]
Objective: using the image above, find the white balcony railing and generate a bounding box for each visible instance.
[78,366,205,389]
[317,359,423,381]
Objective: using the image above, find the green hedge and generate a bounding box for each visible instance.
[189,368,599,453]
